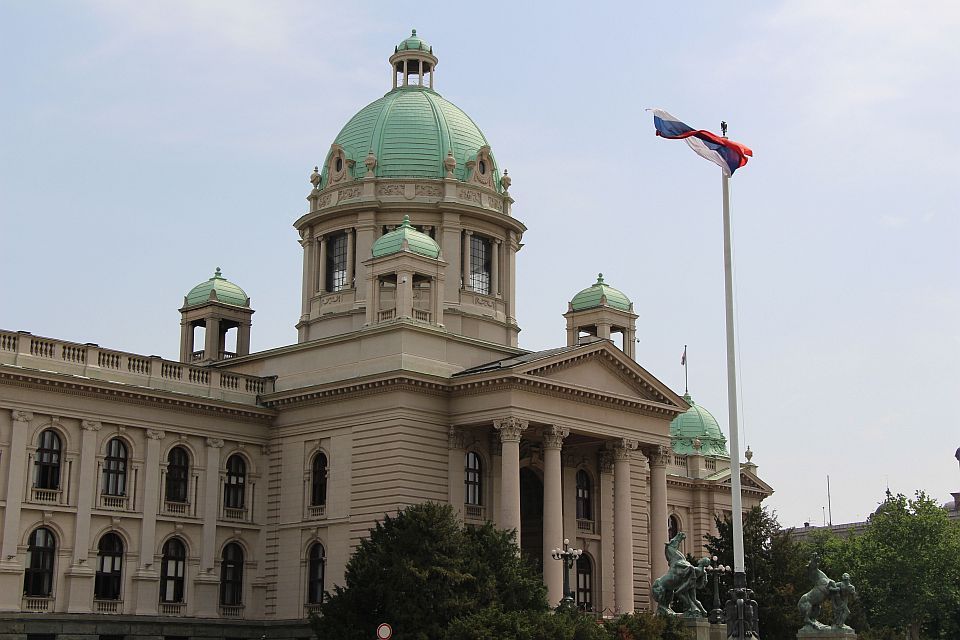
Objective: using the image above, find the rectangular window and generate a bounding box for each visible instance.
[326,233,349,292]
[470,235,491,295]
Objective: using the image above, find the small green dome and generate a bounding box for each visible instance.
[670,393,728,456]
[570,274,632,312]
[372,216,441,259]
[185,268,249,308]
[397,28,430,52]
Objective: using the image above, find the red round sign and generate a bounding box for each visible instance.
[376,623,393,639]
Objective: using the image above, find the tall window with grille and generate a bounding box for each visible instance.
[159,538,186,603]
[307,543,325,604]
[95,533,124,600]
[311,453,328,507]
[576,555,593,612]
[165,447,189,503]
[464,452,483,506]
[219,543,244,606]
[24,528,56,597]
[224,455,246,510]
[469,235,491,294]
[102,438,128,496]
[325,233,349,291]
[34,430,62,490]
[575,470,592,521]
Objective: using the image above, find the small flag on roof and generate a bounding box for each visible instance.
[651,109,753,176]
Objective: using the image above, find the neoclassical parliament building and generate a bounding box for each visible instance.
[0,32,771,640]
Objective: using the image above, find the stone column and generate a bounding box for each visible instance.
[317,235,327,294]
[493,417,527,541]
[462,230,473,291]
[648,445,670,582]
[598,450,616,612]
[397,269,413,318]
[542,426,568,606]
[491,238,500,297]
[65,420,101,612]
[506,231,518,330]
[613,438,638,614]
[179,321,193,362]
[133,429,164,615]
[299,233,312,318]
[203,317,220,360]
[345,228,355,289]
[447,427,465,520]
[0,410,32,611]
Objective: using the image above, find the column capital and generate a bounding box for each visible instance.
[80,420,102,432]
[205,437,225,449]
[610,438,638,461]
[493,416,528,442]
[464,229,474,236]
[11,410,34,423]
[541,426,569,450]
[646,444,671,467]
[448,426,466,450]
[146,429,166,441]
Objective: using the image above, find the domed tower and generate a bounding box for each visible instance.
[179,268,253,363]
[563,274,638,358]
[669,393,729,478]
[295,30,524,347]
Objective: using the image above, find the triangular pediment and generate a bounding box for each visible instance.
[715,466,774,495]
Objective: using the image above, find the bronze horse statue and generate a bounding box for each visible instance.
[651,532,710,616]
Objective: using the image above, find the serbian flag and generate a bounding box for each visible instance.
[651,109,753,177]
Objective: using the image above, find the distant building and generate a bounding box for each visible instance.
[0,31,771,639]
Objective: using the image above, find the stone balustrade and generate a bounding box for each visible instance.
[0,329,273,404]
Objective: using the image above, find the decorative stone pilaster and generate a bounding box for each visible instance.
[494,417,527,539]
[447,427,466,519]
[612,438,638,614]
[194,437,225,617]
[0,410,33,611]
[65,419,102,612]
[133,428,165,615]
[647,445,671,582]
[542,426,568,606]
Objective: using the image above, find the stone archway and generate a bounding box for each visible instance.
[519,467,543,575]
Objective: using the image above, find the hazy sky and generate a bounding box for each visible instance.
[2,1,958,528]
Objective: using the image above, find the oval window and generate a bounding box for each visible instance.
[335,157,343,173]
[478,160,486,175]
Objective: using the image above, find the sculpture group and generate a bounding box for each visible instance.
[798,553,857,636]
[651,532,711,617]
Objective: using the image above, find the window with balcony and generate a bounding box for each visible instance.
[102,438,127,497]
[159,538,186,603]
[219,543,243,606]
[165,447,190,505]
[306,543,325,605]
[469,235,491,294]
[223,455,246,512]
[310,452,328,516]
[34,430,61,490]
[24,527,56,597]
[95,533,124,601]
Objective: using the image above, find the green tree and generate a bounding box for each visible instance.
[703,506,807,638]
[311,502,547,640]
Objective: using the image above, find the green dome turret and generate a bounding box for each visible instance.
[372,216,440,259]
[669,393,728,456]
[397,28,430,52]
[570,274,632,312]
[185,268,250,308]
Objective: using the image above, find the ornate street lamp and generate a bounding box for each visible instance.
[550,538,582,609]
[705,556,731,624]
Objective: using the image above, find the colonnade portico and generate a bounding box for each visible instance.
[453,417,671,613]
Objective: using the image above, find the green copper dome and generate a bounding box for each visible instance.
[570,274,632,312]
[397,28,430,52]
[669,393,728,456]
[372,216,441,259]
[185,268,249,308]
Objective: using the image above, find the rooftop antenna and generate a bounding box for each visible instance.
[681,345,688,394]
[822,506,826,526]
[827,475,833,526]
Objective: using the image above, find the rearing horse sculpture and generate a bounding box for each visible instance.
[651,532,710,616]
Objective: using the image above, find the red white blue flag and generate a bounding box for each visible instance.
[651,109,753,177]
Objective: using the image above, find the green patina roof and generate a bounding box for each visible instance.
[397,28,430,52]
[570,274,632,312]
[185,268,249,308]
[372,215,441,259]
[670,393,728,456]
[319,84,500,188]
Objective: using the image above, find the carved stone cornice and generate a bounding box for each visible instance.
[646,444,671,467]
[80,420,102,432]
[205,438,225,449]
[541,426,569,450]
[493,416,528,443]
[146,429,165,441]
[610,438,638,462]
[448,426,465,450]
[11,410,34,423]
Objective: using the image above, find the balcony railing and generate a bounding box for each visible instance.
[163,500,190,516]
[304,603,323,617]
[412,308,432,323]
[464,504,485,520]
[377,309,396,322]
[94,599,121,613]
[577,519,596,534]
[22,597,51,612]
[219,604,244,618]
[223,506,247,521]
[159,602,185,616]
[30,487,62,505]
[307,504,326,519]
[99,494,128,510]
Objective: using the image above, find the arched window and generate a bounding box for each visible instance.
[576,554,593,612]
[668,514,681,541]
[224,455,246,510]
[576,470,592,521]
[159,538,186,603]
[102,438,128,496]
[165,447,190,503]
[307,543,325,604]
[219,543,243,606]
[95,533,124,600]
[311,452,328,507]
[34,430,62,490]
[24,527,56,597]
[464,452,482,506]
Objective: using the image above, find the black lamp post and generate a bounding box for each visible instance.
[705,555,731,624]
[550,538,582,610]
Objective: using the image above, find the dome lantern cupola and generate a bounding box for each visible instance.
[390,29,438,89]
[564,274,638,359]
[179,268,254,363]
